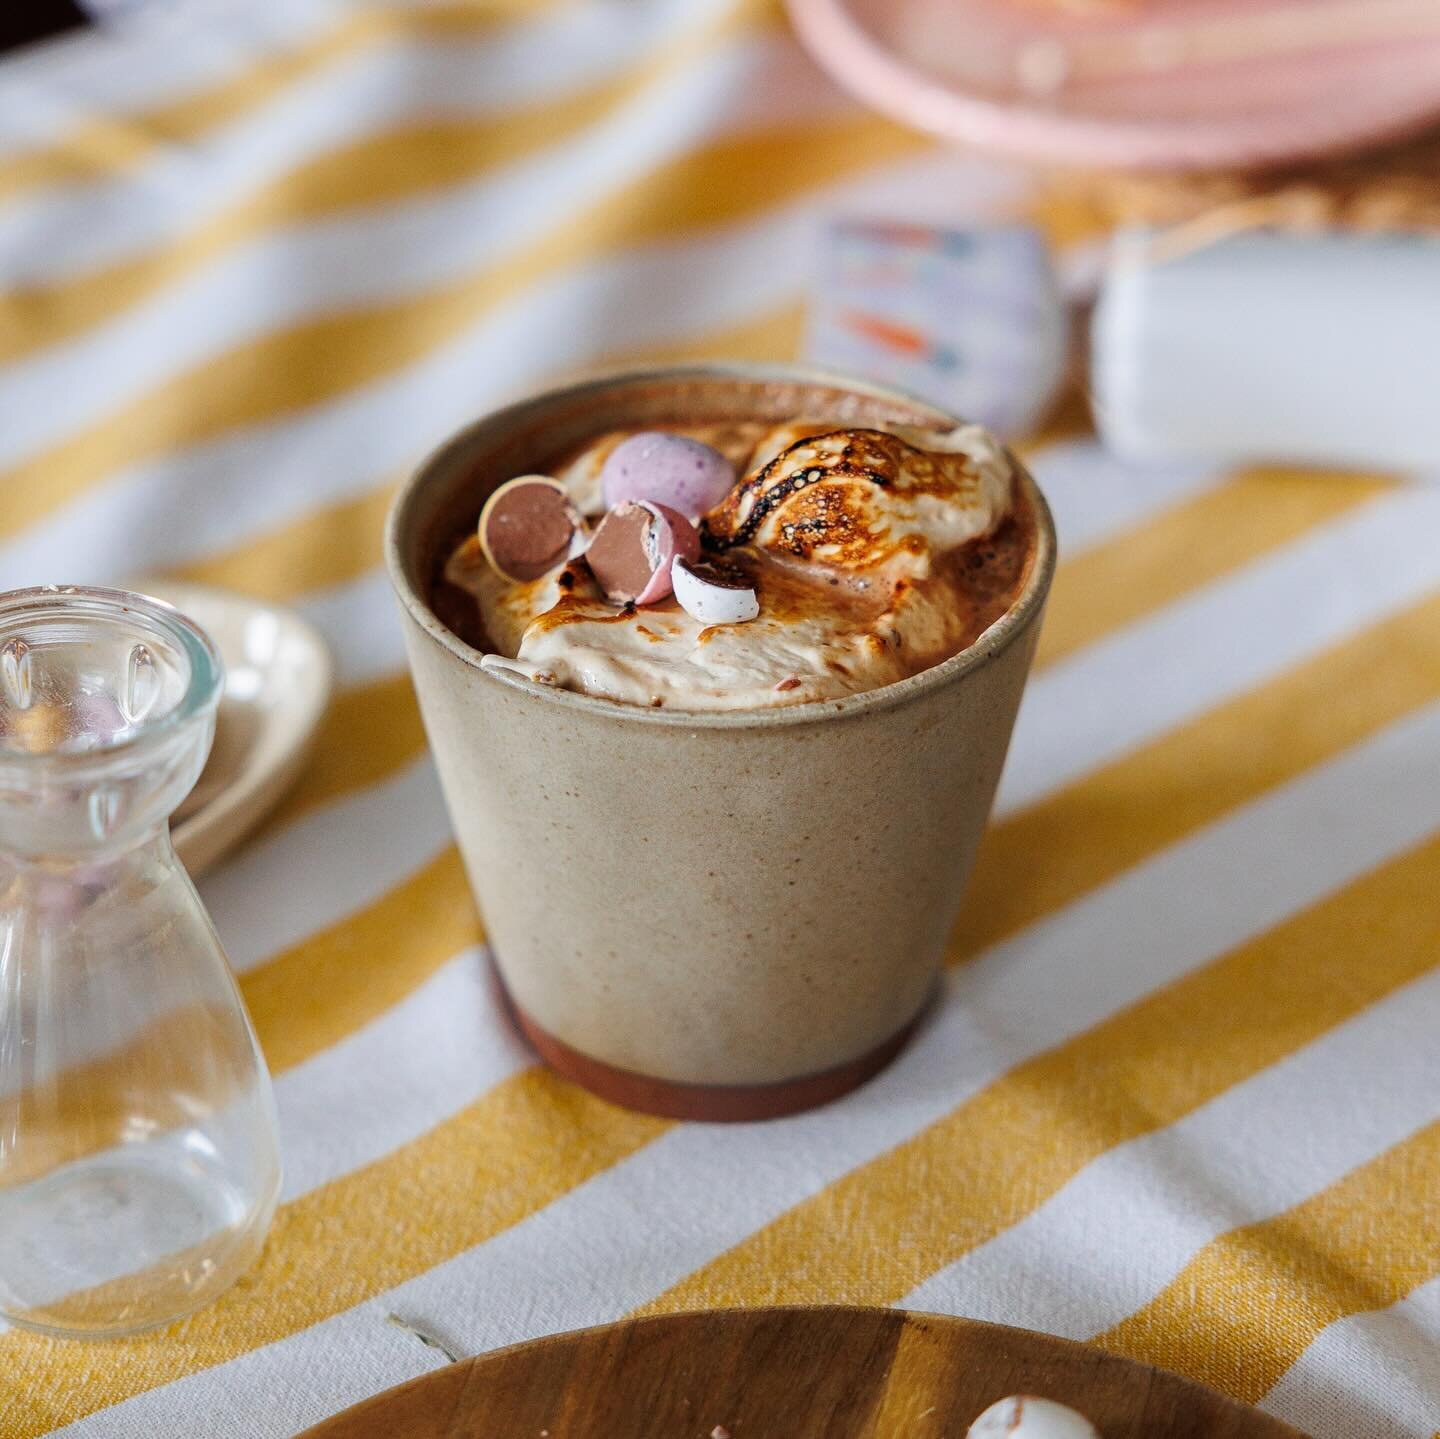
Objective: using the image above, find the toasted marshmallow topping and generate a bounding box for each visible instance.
[705,425,1012,577]
[444,419,1029,711]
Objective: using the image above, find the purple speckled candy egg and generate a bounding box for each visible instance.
[599,431,735,518]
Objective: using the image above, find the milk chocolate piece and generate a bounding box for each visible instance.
[586,501,699,605]
[585,504,655,602]
[478,475,581,583]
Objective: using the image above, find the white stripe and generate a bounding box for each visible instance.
[0,146,1018,589]
[0,0,718,286]
[1262,1274,1440,1439]
[0,21,835,472]
[1026,439,1223,556]
[998,486,1440,815]
[62,693,1440,1438]
[293,568,408,687]
[273,946,528,1200]
[200,756,451,973]
[901,966,1440,1333]
[0,0,337,164]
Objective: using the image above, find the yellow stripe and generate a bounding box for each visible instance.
[636,830,1440,1314]
[262,672,427,832]
[0,2,562,204]
[162,299,807,604]
[0,1003,234,1189]
[3,1068,666,1435]
[953,586,1440,963]
[0,0,779,370]
[1098,1119,1440,1403]
[0,109,920,543]
[241,847,476,1075]
[1035,467,1394,668]
[165,480,400,601]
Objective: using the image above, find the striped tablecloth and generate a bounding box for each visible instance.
[3,2,1438,1434]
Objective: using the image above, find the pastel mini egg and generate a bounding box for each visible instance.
[586,501,699,605]
[599,432,735,517]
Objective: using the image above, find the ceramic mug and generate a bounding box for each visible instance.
[386,365,1055,1120]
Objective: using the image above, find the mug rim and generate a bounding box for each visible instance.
[385,362,1056,731]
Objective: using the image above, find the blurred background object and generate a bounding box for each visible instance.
[0,2,91,56]
[806,219,1068,436]
[0,0,161,56]
[1070,111,1440,468]
[787,0,1440,168]
[790,0,1440,470]
[1092,228,1440,470]
[139,580,334,877]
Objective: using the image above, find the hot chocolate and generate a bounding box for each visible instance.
[434,418,1036,711]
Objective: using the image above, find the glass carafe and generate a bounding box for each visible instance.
[0,586,281,1339]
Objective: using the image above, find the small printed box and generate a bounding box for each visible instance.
[807,219,1068,438]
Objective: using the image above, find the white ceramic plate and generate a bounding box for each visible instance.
[135,580,333,877]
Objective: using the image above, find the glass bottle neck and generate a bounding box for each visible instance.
[1,824,175,889]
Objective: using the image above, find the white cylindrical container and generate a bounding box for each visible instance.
[1093,228,1440,472]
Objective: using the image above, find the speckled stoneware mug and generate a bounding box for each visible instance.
[386,365,1055,1120]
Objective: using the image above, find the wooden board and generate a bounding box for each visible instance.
[299,1307,1309,1439]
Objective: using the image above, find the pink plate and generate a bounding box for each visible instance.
[787,0,1440,170]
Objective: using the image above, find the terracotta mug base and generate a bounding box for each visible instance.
[492,959,926,1122]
